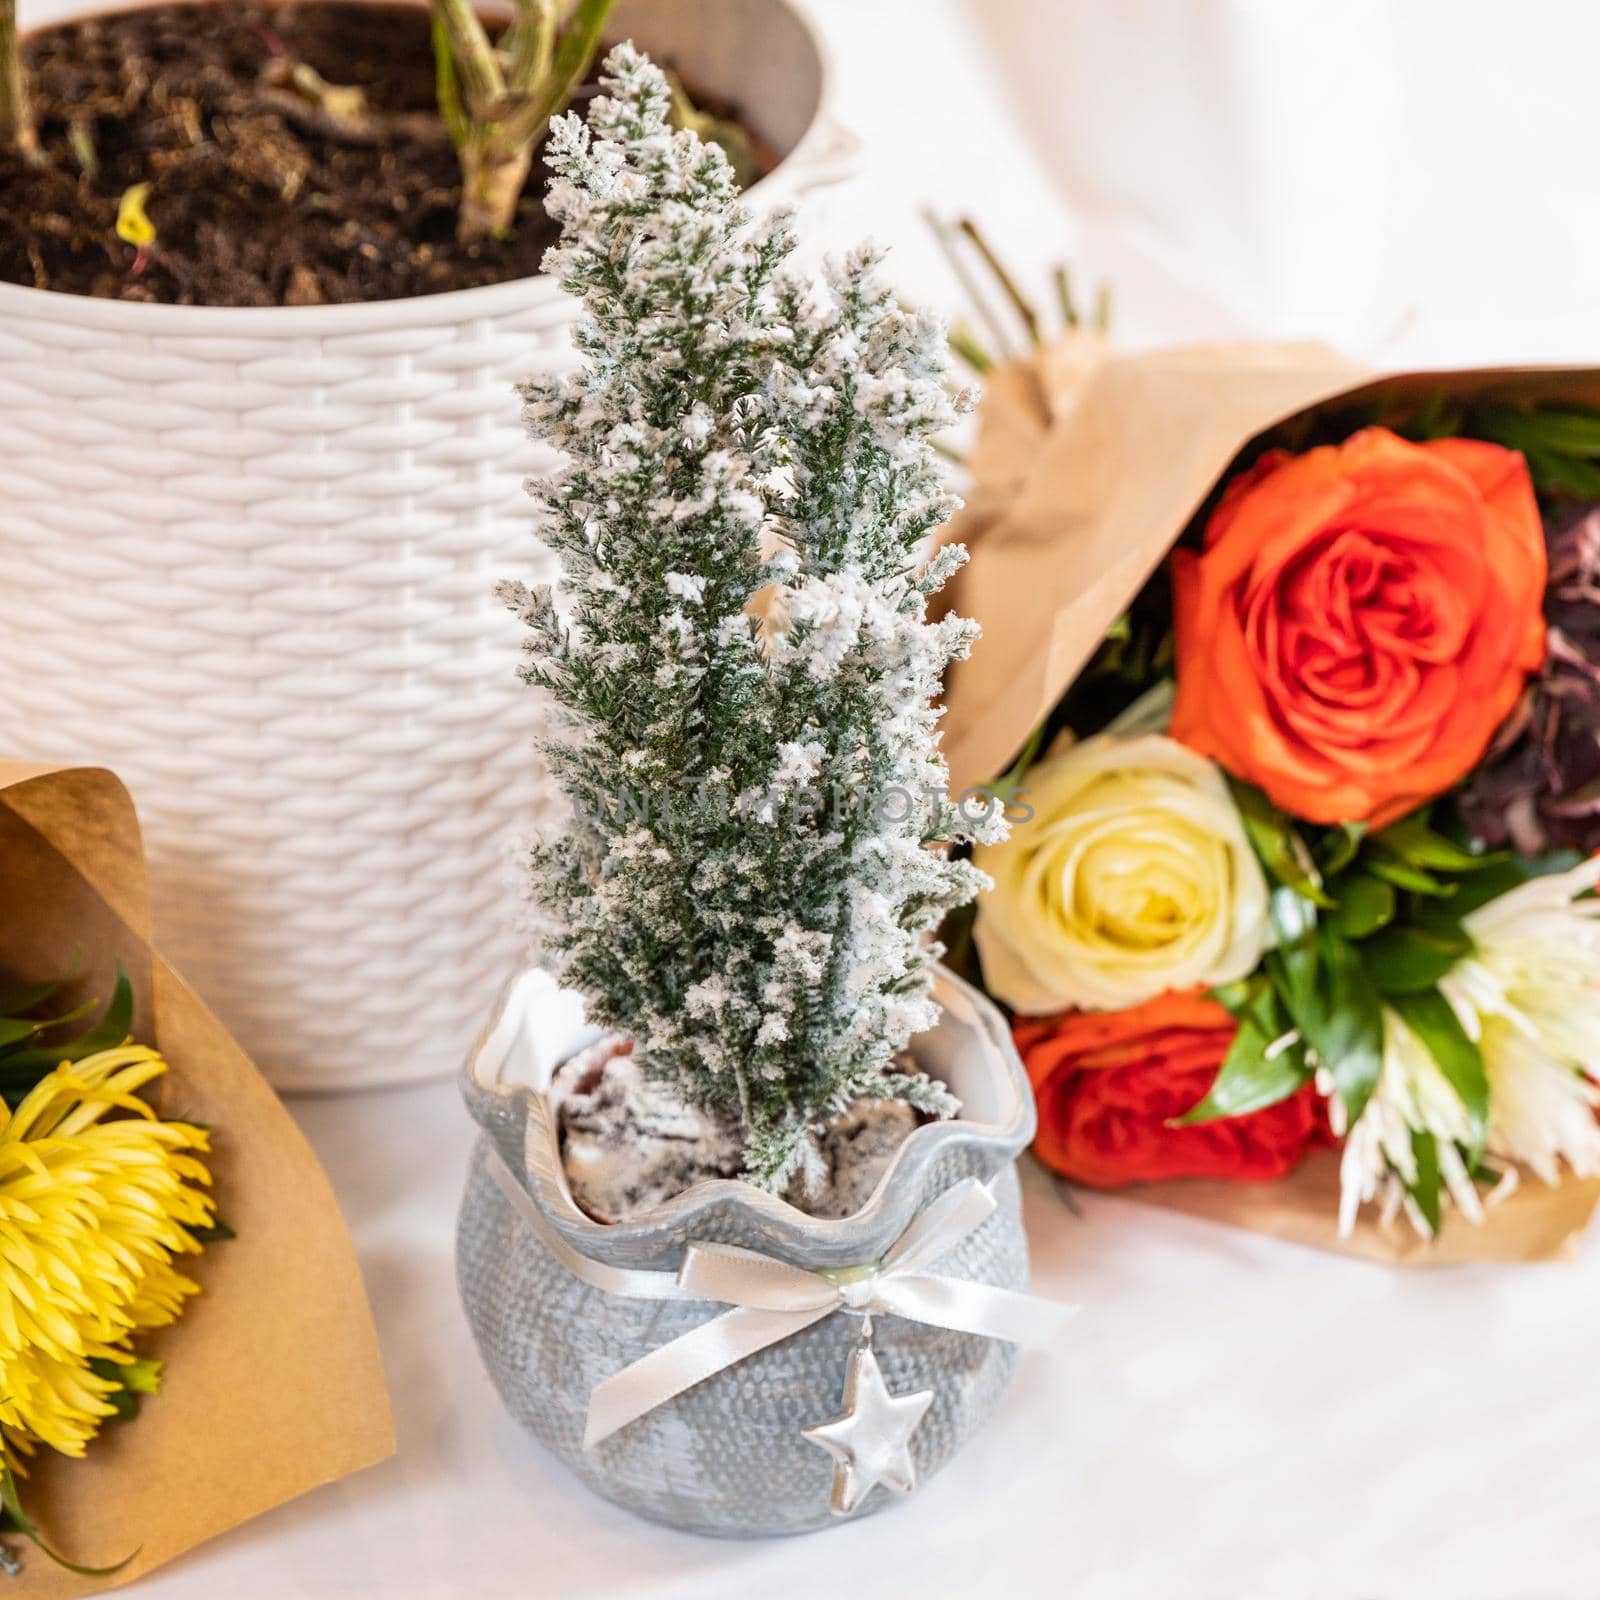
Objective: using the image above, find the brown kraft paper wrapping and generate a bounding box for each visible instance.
[939,345,1600,1264]
[0,763,394,1593]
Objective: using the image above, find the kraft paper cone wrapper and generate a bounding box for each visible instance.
[939,344,1600,1264]
[0,763,394,1593]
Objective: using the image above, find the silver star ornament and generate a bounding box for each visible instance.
[802,1341,934,1516]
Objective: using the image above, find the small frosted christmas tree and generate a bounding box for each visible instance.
[501,45,1002,1191]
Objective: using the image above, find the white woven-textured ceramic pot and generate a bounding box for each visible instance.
[457,968,1038,1536]
[0,0,854,1089]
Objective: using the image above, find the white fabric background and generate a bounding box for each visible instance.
[119,2,1600,1594]
[816,0,1600,366]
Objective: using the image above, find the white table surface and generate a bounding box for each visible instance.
[147,1078,1600,1600]
[125,1,1600,1593]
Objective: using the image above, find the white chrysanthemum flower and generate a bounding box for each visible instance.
[1339,856,1600,1236]
[1439,856,1600,1184]
[1333,1009,1483,1238]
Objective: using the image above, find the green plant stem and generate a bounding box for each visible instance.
[497,0,612,149]
[958,216,1041,346]
[433,0,613,243]
[0,0,37,160]
[1052,264,1078,328]
[0,1465,134,1578]
[432,0,502,110]
[508,0,557,91]
[948,324,993,374]
[923,208,1015,363]
[458,140,534,242]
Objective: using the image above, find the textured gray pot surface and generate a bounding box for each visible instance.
[456,967,1037,1537]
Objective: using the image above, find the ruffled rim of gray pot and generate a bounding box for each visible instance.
[462,967,1036,1272]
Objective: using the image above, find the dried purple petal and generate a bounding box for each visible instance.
[1459,503,1600,853]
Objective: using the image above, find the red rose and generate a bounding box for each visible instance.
[1014,989,1329,1188]
[1169,427,1546,827]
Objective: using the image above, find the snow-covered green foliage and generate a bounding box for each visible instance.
[500,45,1003,1190]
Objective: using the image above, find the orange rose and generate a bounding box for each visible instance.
[1169,427,1546,826]
[1015,990,1330,1188]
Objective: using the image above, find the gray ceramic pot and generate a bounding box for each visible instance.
[456,968,1035,1537]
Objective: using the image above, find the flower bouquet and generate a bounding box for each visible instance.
[0,762,392,1590]
[938,335,1600,1262]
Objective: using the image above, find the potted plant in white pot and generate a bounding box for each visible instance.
[0,0,855,1089]
[457,48,1072,1536]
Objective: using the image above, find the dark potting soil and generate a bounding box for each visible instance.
[0,1,763,306]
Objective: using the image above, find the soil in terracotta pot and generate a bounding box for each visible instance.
[0,0,769,306]
[552,1037,928,1224]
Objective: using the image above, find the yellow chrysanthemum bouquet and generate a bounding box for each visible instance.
[0,975,220,1573]
[0,761,392,1591]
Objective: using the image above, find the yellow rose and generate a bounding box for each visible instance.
[973,732,1269,1013]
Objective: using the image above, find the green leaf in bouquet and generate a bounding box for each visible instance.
[0,979,63,1015]
[1361,923,1473,995]
[1369,814,1499,874]
[1363,853,1456,897]
[1330,871,1396,940]
[1267,884,1318,946]
[1178,1019,1310,1123]
[114,1357,161,1397]
[1528,450,1600,499]
[1248,893,1383,1121]
[1180,983,1310,1123]
[0,1018,41,1051]
[0,969,135,1090]
[987,720,1047,805]
[1292,927,1384,1126]
[1206,976,1255,1012]
[1401,389,1464,441]
[1459,402,1600,499]
[1407,1128,1443,1236]
[86,1355,164,1424]
[0,992,97,1056]
[1315,820,1367,879]
[1390,989,1488,1149]
[0,985,99,1059]
[1419,848,1584,922]
[89,1364,137,1423]
[1262,886,1323,1022]
[1393,391,1600,499]
[1229,780,1334,907]
[1469,404,1600,456]
[53,967,133,1057]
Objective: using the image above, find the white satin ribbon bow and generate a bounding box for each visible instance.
[487,1150,1077,1450]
